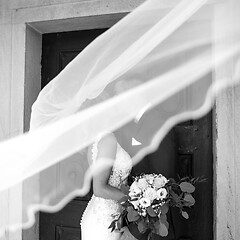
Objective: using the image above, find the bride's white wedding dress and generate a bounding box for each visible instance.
[81,140,132,240]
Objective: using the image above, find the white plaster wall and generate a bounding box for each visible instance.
[0,4,11,239]
[0,4,24,240]
[213,2,240,239]
[215,86,240,240]
[8,0,178,11]
[0,4,12,141]
[24,25,42,132]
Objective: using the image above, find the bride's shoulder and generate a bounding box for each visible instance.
[87,133,117,163]
[97,132,117,149]
[88,133,117,161]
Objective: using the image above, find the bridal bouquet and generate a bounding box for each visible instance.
[109,173,198,239]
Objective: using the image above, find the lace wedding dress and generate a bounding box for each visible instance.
[80,140,132,240]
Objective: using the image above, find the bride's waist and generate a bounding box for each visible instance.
[92,195,119,206]
[88,195,120,213]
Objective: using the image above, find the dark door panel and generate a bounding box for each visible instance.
[40,29,213,240]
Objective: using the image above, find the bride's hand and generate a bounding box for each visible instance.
[119,226,138,240]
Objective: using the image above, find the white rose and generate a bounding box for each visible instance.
[141,209,147,217]
[145,175,155,184]
[137,178,148,191]
[154,176,168,189]
[143,187,157,201]
[156,188,168,200]
[129,182,141,196]
[139,198,151,208]
[131,200,140,210]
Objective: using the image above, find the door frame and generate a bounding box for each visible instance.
[1,1,239,240]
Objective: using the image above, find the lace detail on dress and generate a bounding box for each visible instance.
[108,144,132,188]
[91,138,132,188]
[81,196,120,228]
[81,138,132,239]
[91,140,98,164]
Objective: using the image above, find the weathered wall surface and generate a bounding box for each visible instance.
[213,2,240,239]
[215,85,240,240]
[0,4,25,239]
[0,2,13,141]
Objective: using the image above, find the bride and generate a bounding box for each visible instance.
[81,132,135,240]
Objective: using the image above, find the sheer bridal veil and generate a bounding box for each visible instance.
[0,0,240,236]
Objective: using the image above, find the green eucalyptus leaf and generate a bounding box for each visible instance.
[160,204,169,215]
[116,221,121,230]
[127,209,140,222]
[159,222,168,237]
[169,178,176,183]
[180,182,195,193]
[108,220,116,232]
[121,184,130,195]
[184,194,195,206]
[182,211,189,219]
[154,217,169,237]
[160,214,169,229]
[171,192,181,204]
[147,206,157,217]
[138,220,148,233]
[118,195,129,204]
[153,221,161,236]
[127,206,134,212]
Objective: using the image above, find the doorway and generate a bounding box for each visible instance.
[40,29,213,240]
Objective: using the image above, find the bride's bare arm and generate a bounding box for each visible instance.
[91,133,126,201]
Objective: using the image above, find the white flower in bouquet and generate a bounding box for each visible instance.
[109,172,199,239]
[137,178,148,191]
[156,188,168,200]
[131,200,140,210]
[154,175,168,189]
[145,174,155,184]
[129,182,141,197]
[139,197,151,208]
[143,187,157,202]
[141,209,147,217]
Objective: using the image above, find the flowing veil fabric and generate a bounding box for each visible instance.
[0,0,240,236]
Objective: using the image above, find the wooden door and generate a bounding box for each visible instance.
[40,29,107,240]
[40,30,213,240]
[133,116,213,240]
